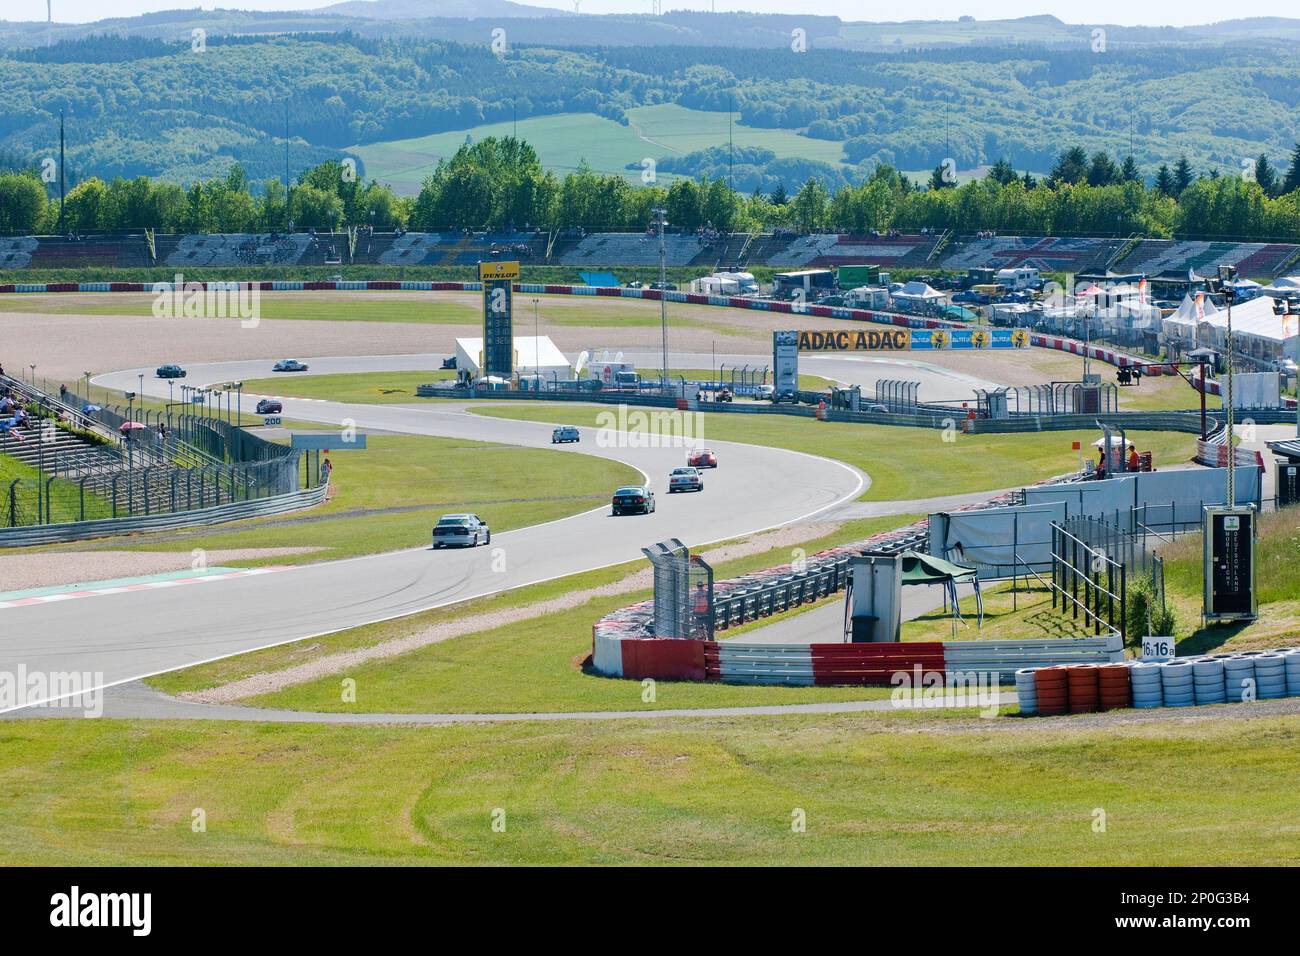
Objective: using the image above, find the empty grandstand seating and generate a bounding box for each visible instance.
[937,235,1118,272]
[165,233,314,268]
[787,233,940,269]
[0,237,38,270]
[559,232,707,267]
[24,235,153,269]
[1115,239,1300,279]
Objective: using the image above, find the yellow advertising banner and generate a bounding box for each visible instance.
[796,328,910,352]
[479,260,520,281]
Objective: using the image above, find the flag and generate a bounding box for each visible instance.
[1137,278,1148,303]
[1194,292,1205,320]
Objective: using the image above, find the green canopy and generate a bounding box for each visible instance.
[900,551,978,586]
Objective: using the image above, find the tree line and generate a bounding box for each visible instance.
[4,139,1300,241]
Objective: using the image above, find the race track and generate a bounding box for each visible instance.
[0,355,865,709]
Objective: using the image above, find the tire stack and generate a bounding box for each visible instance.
[1190,657,1226,705]
[1014,668,1038,715]
[1067,664,1100,713]
[1160,661,1196,707]
[1287,650,1300,696]
[1255,653,1289,700]
[1129,662,1164,708]
[1223,656,1256,704]
[1033,666,1068,716]
[1097,664,1132,709]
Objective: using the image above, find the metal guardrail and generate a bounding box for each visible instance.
[0,481,328,547]
[943,635,1125,683]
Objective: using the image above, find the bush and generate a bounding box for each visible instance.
[1126,578,1177,643]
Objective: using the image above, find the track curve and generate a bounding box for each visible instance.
[0,356,864,709]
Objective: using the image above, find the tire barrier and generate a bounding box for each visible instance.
[1014,669,1038,715]
[1014,646,1300,715]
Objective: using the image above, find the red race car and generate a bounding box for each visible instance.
[687,447,718,469]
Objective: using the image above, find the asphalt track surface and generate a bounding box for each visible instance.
[2,352,873,711]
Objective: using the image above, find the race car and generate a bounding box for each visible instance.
[552,425,580,444]
[687,448,717,469]
[255,399,283,415]
[432,513,491,548]
[155,364,186,379]
[273,359,309,372]
[612,485,655,515]
[668,466,703,493]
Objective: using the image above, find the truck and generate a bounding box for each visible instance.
[772,269,837,300]
[836,264,881,288]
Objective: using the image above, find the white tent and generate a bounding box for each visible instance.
[454,335,572,380]
[1197,296,1299,361]
[1162,292,1219,343]
[1261,275,1300,297]
[892,281,945,305]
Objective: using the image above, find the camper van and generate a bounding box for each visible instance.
[772,269,837,300]
[995,267,1041,291]
[843,286,891,310]
[715,271,759,294]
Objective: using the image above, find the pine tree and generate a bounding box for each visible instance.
[1283,142,1300,196]
[1172,155,1194,193]
[1254,154,1278,197]
[988,158,1017,185]
[928,164,956,190]
[1087,151,1120,187]
[1049,146,1089,186]
[1021,171,1037,189]
[769,183,788,206]
[1154,164,1174,196]
[1119,155,1141,183]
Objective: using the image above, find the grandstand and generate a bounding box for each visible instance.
[1114,240,1300,279]
[3,231,1300,278]
[936,235,1119,273]
[0,237,38,270]
[777,233,940,269]
[164,234,315,268]
[559,232,708,267]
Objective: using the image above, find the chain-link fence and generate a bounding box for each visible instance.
[641,538,715,640]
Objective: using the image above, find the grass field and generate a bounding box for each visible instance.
[470,404,1200,502]
[352,104,851,196]
[49,433,638,566]
[3,713,1296,865]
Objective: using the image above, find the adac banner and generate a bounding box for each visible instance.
[795,327,1030,352]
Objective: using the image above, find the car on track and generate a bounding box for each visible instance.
[155,363,186,379]
[273,359,309,372]
[432,513,491,548]
[753,383,775,400]
[612,485,655,515]
[255,399,283,415]
[687,448,717,469]
[668,466,704,493]
[551,425,580,444]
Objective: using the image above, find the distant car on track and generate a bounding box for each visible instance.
[668,466,703,493]
[687,448,717,469]
[155,364,186,379]
[255,399,282,415]
[273,359,309,372]
[552,425,580,444]
[612,486,655,515]
[432,513,491,548]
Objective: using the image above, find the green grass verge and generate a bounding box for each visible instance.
[148,514,916,706]
[469,403,1200,502]
[52,433,638,566]
[240,370,455,404]
[7,296,480,325]
[2,714,1296,864]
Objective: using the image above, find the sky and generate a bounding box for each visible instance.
[4,0,1297,28]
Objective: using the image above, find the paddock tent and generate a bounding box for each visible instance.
[1197,296,1299,361]
[454,335,572,379]
[1162,292,1218,341]
[900,551,983,629]
[1261,276,1300,297]
[891,281,945,307]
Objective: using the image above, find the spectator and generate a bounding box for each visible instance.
[1127,444,1140,473]
[1095,449,1107,481]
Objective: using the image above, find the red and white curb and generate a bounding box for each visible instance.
[0,565,294,610]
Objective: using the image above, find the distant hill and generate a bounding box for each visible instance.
[313,0,568,19]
